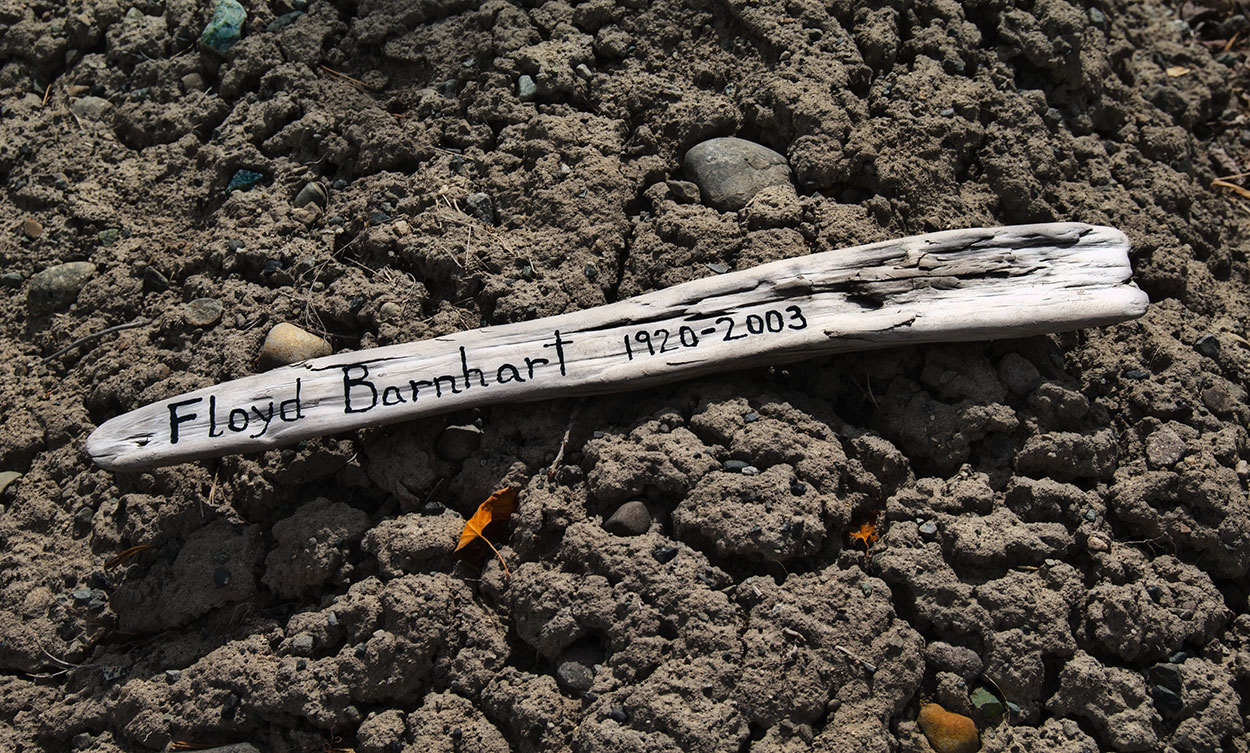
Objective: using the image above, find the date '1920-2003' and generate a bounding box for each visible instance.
[623,305,808,360]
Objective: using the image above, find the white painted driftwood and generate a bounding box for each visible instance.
[87,223,1148,470]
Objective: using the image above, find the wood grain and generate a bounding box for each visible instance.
[87,223,1148,470]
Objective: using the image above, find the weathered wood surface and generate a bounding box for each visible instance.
[87,222,1148,470]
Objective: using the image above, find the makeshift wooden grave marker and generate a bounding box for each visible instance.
[86,223,1149,471]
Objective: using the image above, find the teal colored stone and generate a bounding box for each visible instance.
[200,0,246,56]
[97,228,121,246]
[227,169,264,193]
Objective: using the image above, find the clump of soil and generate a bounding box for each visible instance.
[2,0,1249,752]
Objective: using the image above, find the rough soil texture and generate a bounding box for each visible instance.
[2,0,1250,752]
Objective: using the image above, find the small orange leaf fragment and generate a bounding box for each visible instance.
[455,487,517,575]
[1165,65,1192,77]
[847,510,881,553]
[918,703,980,753]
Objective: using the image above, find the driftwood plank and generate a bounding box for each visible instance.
[87,222,1148,470]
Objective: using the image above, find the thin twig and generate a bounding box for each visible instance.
[318,64,376,92]
[834,644,878,674]
[35,318,150,365]
[1212,178,1250,201]
[547,399,584,480]
[41,82,52,106]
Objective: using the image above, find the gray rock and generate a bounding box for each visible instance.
[1,273,23,288]
[464,192,495,224]
[27,261,97,315]
[1146,426,1186,468]
[723,459,749,472]
[1193,334,1220,359]
[683,137,792,211]
[919,520,939,536]
[257,323,331,369]
[555,660,594,695]
[574,63,593,80]
[603,501,651,536]
[70,96,113,120]
[997,352,1042,396]
[666,180,701,203]
[436,424,482,462]
[181,72,205,91]
[290,633,314,656]
[517,74,537,101]
[378,301,402,320]
[184,298,223,327]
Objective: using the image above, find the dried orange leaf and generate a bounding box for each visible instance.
[455,487,517,575]
[847,510,881,552]
[1165,65,1192,77]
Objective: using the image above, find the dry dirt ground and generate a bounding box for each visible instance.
[2,0,1250,751]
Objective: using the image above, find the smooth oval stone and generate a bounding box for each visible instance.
[27,261,97,315]
[21,218,43,238]
[603,500,651,536]
[257,323,331,370]
[184,298,223,327]
[70,96,113,120]
[683,137,792,211]
[293,181,328,209]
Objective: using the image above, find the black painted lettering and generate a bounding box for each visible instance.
[249,403,275,438]
[228,408,249,432]
[342,364,379,414]
[279,379,303,422]
[543,330,573,375]
[496,363,524,384]
[460,346,487,388]
[382,385,407,405]
[434,375,461,397]
[208,395,224,437]
[168,397,202,444]
[409,379,433,402]
[524,356,549,380]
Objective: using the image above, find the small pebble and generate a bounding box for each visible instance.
[666,180,701,203]
[741,465,760,476]
[436,424,483,462]
[1122,368,1149,381]
[464,192,495,224]
[683,136,792,211]
[743,412,760,423]
[917,703,980,753]
[27,261,97,315]
[290,634,314,655]
[165,669,181,684]
[574,63,593,80]
[143,266,170,292]
[70,96,113,120]
[378,301,402,320]
[1193,334,1220,359]
[181,72,205,91]
[607,704,627,723]
[919,520,939,536]
[184,298,223,327]
[790,482,807,495]
[21,217,43,238]
[257,323,332,370]
[603,501,651,536]
[293,181,328,209]
[723,459,749,473]
[266,10,304,32]
[97,228,121,246]
[1146,426,1187,468]
[555,660,594,695]
[706,262,730,274]
[969,686,1004,719]
[1,273,23,288]
[652,545,678,564]
[1150,684,1184,715]
[1087,535,1109,552]
[517,74,537,101]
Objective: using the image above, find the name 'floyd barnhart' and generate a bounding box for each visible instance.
[164,330,574,444]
